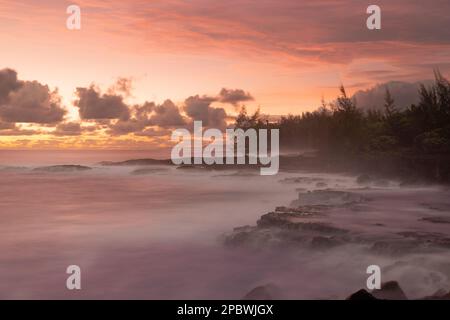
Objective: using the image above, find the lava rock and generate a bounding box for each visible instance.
[372,281,408,300]
[243,284,281,300]
[347,289,378,300]
[33,165,92,173]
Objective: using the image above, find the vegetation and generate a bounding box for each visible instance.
[235,71,450,182]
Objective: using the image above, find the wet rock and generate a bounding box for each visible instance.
[214,171,258,177]
[373,281,408,300]
[243,284,281,300]
[399,176,423,187]
[223,207,350,248]
[176,164,213,171]
[315,182,328,188]
[223,226,255,246]
[297,222,348,234]
[369,240,420,256]
[131,167,168,175]
[0,166,28,172]
[256,211,347,235]
[397,231,450,249]
[310,236,341,249]
[357,174,372,185]
[433,237,450,248]
[349,283,450,300]
[374,179,390,187]
[223,225,287,247]
[291,190,366,207]
[279,176,325,185]
[33,165,92,173]
[100,158,172,166]
[356,175,390,187]
[419,202,450,212]
[420,216,450,224]
[422,289,450,300]
[274,206,314,214]
[347,289,377,300]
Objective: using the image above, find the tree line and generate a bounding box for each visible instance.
[236,71,450,158]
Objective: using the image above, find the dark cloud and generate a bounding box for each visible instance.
[0,121,15,130]
[184,95,215,122]
[184,95,227,129]
[0,68,22,105]
[109,119,147,136]
[0,80,66,124]
[109,118,154,136]
[0,125,40,136]
[53,122,82,136]
[208,107,227,129]
[106,86,251,135]
[134,127,171,137]
[108,102,154,135]
[107,77,133,97]
[352,80,434,111]
[134,101,154,120]
[0,68,66,125]
[219,88,253,106]
[135,0,450,71]
[0,69,247,138]
[108,99,185,136]
[75,86,130,120]
[149,99,186,127]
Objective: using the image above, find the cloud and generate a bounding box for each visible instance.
[107,102,154,135]
[208,107,227,129]
[149,99,186,127]
[108,119,147,136]
[352,80,434,110]
[53,122,82,136]
[9,0,450,66]
[0,68,65,125]
[0,124,40,136]
[108,99,185,136]
[218,88,253,106]
[184,95,216,122]
[0,121,15,130]
[134,127,171,137]
[0,80,66,124]
[183,87,252,129]
[107,77,134,97]
[184,95,227,129]
[75,85,130,120]
[102,86,250,135]
[0,68,22,105]
[128,0,450,69]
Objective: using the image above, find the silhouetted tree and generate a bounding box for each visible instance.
[234,71,450,158]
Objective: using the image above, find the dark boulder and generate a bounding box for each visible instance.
[243,284,281,300]
[373,281,408,300]
[347,289,378,300]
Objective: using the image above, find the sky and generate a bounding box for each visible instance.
[0,0,450,149]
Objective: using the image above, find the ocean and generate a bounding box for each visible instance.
[0,150,449,299]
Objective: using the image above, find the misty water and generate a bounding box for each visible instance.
[1,151,450,299]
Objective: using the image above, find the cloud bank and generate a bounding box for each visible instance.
[0,68,257,140]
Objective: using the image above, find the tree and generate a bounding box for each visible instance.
[384,87,397,117]
[334,85,357,113]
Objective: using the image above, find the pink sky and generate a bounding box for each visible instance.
[0,0,449,148]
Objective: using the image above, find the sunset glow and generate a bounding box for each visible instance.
[1,0,450,149]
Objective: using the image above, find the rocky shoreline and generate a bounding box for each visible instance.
[347,281,450,300]
[242,280,450,300]
[224,176,450,299]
